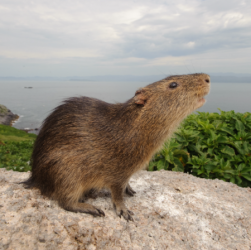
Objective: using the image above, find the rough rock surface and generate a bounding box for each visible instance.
[0,104,18,126]
[0,168,251,250]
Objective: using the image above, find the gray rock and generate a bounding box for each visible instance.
[0,104,19,126]
[0,168,250,250]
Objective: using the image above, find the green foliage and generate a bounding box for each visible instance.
[148,110,251,188]
[0,124,36,142]
[0,140,34,172]
[0,125,36,172]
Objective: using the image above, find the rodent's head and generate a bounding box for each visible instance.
[134,73,210,120]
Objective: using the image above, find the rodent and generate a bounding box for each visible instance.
[23,73,210,221]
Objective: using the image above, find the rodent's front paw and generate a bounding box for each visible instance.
[114,203,134,221]
[94,207,106,217]
[125,184,136,196]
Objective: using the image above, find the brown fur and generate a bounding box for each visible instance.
[22,73,210,221]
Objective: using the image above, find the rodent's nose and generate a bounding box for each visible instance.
[204,77,210,84]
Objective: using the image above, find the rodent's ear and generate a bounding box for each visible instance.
[134,88,147,105]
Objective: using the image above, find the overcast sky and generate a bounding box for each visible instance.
[0,0,251,77]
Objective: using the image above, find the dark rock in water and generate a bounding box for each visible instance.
[24,87,33,89]
[0,104,19,126]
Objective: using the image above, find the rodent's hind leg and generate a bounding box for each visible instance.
[63,202,105,217]
[111,184,134,222]
[125,183,136,196]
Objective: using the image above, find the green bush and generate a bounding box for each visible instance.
[0,125,36,172]
[148,110,251,188]
[0,124,36,142]
[0,140,34,172]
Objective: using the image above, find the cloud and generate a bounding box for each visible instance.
[0,0,250,76]
[111,0,251,58]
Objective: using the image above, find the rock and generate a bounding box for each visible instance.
[0,168,250,250]
[0,104,19,126]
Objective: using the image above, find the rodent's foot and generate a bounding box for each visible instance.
[113,203,134,222]
[125,184,136,196]
[94,207,105,217]
[64,203,105,217]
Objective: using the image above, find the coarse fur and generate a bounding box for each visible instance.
[23,73,210,221]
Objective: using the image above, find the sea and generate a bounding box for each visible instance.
[0,80,250,129]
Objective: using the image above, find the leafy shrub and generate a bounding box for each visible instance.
[148,110,251,188]
[0,125,36,171]
[0,124,36,142]
[0,140,34,172]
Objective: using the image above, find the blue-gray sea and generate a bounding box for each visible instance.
[0,80,250,129]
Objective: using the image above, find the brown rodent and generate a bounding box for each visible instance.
[23,73,210,221]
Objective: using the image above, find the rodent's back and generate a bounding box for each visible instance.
[34,97,115,152]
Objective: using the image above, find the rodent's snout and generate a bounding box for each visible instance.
[204,76,210,84]
[197,74,210,88]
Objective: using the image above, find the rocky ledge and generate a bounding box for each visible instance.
[0,169,251,250]
[0,104,19,126]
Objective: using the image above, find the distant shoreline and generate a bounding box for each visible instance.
[0,75,251,83]
[0,104,39,135]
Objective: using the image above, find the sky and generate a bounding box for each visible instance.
[0,0,251,77]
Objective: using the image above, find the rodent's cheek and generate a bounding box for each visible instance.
[194,98,206,110]
[203,85,211,95]
[206,85,211,94]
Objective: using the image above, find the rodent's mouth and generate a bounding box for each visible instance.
[195,97,206,109]
[195,86,210,109]
[198,97,206,104]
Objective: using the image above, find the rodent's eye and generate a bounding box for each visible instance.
[169,82,178,89]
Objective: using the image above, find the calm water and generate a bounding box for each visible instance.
[0,80,250,129]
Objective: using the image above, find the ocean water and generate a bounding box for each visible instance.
[0,80,250,129]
